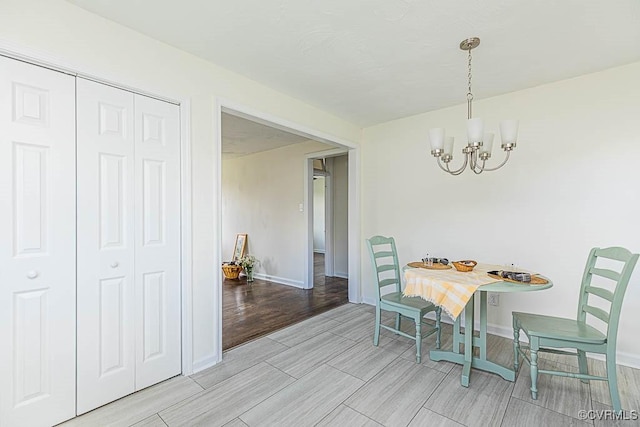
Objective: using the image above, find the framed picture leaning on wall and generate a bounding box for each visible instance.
[233,233,247,262]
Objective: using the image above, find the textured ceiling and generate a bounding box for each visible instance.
[221,113,313,159]
[69,0,640,126]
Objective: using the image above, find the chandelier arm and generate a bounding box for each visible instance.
[470,149,483,173]
[439,153,469,176]
[472,160,485,174]
[480,151,511,172]
[436,157,451,173]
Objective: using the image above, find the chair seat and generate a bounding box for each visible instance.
[513,312,606,344]
[381,292,435,311]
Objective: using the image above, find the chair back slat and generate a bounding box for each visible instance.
[589,267,620,282]
[584,285,614,302]
[378,278,398,287]
[582,304,610,323]
[366,235,402,298]
[594,246,635,262]
[376,264,397,273]
[577,247,639,345]
[373,250,394,259]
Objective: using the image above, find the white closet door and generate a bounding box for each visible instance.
[0,57,76,426]
[76,79,136,414]
[133,94,181,389]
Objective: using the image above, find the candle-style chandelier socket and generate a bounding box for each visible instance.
[429,37,518,175]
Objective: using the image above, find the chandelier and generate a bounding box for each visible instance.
[428,37,518,175]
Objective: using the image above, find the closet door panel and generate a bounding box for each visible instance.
[76,79,135,414]
[134,95,181,389]
[0,56,76,427]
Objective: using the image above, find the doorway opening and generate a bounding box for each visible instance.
[218,108,357,352]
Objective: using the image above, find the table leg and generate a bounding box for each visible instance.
[479,292,487,360]
[430,291,516,385]
[475,291,516,382]
[461,293,474,387]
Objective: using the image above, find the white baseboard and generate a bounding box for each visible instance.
[483,322,640,369]
[360,301,640,369]
[254,273,305,289]
[313,249,326,254]
[333,272,348,279]
[361,297,377,306]
[191,354,220,374]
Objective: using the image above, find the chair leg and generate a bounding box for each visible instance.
[395,313,401,334]
[435,307,442,349]
[374,306,381,346]
[530,337,539,400]
[606,350,622,413]
[577,350,589,384]
[415,318,422,363]
[513,319,520,372]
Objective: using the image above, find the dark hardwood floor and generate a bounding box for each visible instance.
[222,253,348,350]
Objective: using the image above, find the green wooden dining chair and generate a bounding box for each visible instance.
[366,235,441,363]
[513,246,639,413]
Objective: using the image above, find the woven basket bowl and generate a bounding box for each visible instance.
[452,260,477,272]
[222,264,242,279]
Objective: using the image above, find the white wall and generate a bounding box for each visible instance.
[313,177,326,252]
[361,61,640,366]
[222,141,329,287]
[0,0,360,372]
[332,155,349,277]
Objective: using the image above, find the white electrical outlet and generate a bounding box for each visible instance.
[488,293,500,306]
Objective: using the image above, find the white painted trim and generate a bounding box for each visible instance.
[361,296,378,306]
[334,272,349,280]
[191,355,219,374]
[213,99,224,366]
[366,300,640,370]
[219,100,358,150]
[215,97,361,362]
[179,100,194,376]
[324,158,335,277]
[484,322,640,369]
[253,273,305,289]
[306,151,348,285]
[303,157,314,289]
[313,249,326,254]
[0,45,179,105]
[347,149,361,303]
[0,45,196,377]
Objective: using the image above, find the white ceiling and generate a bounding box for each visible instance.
[221,113,313,159]
[69,0,640,127]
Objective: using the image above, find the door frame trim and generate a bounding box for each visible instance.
[215,97,361,362]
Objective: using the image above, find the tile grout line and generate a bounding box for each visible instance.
[417,364,459,424]
[510,395,595,424]
[156,412,170,427]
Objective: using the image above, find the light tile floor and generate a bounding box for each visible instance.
[61,303,640,427]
